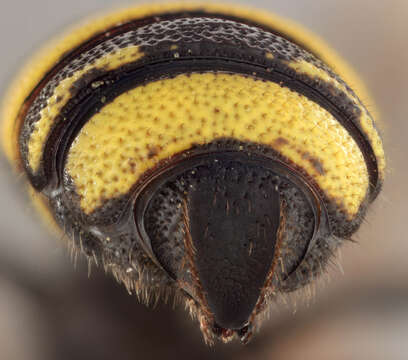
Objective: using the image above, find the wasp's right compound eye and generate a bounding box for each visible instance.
[2,3,385,345]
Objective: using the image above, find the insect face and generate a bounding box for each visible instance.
[2,3,385,344]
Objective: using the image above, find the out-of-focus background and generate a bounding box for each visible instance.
[0,0,407,359]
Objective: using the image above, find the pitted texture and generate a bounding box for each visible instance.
[145,184,185,280]
[145,160,315,287]
[65,73,368,217]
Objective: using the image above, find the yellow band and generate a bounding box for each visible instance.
[66,73,368,217]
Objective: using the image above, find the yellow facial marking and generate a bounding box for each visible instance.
[289,59,385,178]
[27,46,144,172]
[2,2,377,173]
[66,73,368,216]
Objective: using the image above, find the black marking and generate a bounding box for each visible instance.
[186,161,280,329]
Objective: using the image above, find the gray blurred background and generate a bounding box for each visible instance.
[0,0,407,359]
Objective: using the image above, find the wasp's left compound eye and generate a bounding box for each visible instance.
[2,4,385,344]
